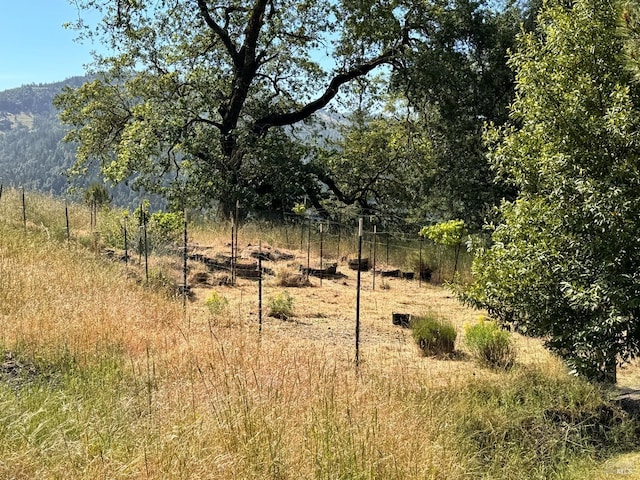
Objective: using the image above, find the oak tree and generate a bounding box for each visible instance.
[55,0,416,215]
[391,0,527,227]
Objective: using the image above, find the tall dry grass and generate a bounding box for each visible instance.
[0,188,638,479]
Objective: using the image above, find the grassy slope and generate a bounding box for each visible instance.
[0,189,639,479]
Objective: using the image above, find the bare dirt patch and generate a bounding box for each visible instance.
[182,245,553,383]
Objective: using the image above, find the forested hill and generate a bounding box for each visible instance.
[0,77,87,121]
[0,77,150,207]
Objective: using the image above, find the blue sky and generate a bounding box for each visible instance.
[0,1,99,91]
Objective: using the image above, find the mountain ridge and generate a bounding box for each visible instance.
[0,76,154,207]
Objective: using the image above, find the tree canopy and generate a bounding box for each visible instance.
[390,0,526,227]
[55,0,419,215]
[54,0,529,224]
[462,0,640,382]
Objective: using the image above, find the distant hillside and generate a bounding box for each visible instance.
[0,77,87,124]
[0,77,342,210]
[0,77,154,208]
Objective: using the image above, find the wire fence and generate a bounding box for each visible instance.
[0,186,472,282]
[0,185,481,365]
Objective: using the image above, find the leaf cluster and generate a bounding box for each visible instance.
[419,219,464,247]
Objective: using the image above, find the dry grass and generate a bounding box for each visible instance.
[0,189,639,479]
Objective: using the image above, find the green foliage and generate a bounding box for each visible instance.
[149,212,182,244]
[88,207,130,250]
[204,290,229,316]
[83,182,111,208]
[0,78,158,209]
[133,201,150,226]
[292,202,307,216]
[410,313,457,356]
[391,0,531,227]
[622,0,640,80]
[420,219,467,282]
[464,0,640,382]
[54,0,414,217]
[52,0,530,224]
[464,317,515,369]
[452,366,638,478]
[420,219,464,247]
[311,108,433,221]
[130,202,181,252]
[267,291,294,320]
[0,345,149,478]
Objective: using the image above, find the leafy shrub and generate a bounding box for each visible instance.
[149,211,183,244]
[204,290,229,316]
[292,202,307,216]
[419,219,465,247]
[132,202,183,252]
[419,219,466,283]
[464,317,514,368]
[411,313,457,356]
[267,291,294,320]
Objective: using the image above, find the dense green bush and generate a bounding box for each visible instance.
[267,291,294,320]
[462,0,640,383]
[149,211,183,244]
[464,317,514,368]
[411,313,457,356]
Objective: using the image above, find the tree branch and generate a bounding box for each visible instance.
[253,47,401,135]
[305,162,354,206]
[218,0,269,137]
[196,0,241,68]
[241,0,269,65]
[193,115,223,130]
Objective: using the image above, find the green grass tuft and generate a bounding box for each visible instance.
[464,317,515,369]
[411,313,457,356]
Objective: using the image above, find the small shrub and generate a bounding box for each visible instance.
[268,291,294,320]
[205,290,229,316]
[292,202,307,216]
[149,211,183,244]
[411,313,457,356]
[464,317,515,369]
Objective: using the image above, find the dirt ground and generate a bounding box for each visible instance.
[138,240,640,391]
